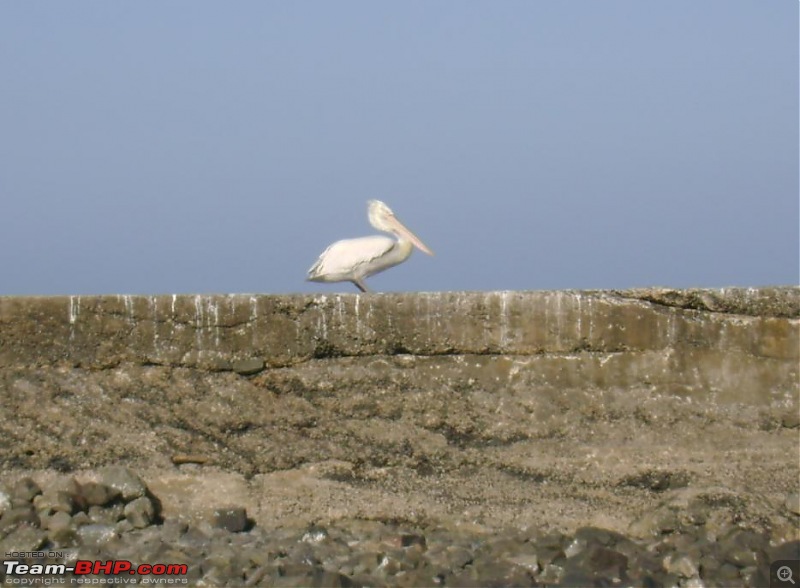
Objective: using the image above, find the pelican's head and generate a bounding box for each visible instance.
[368,200,434,256]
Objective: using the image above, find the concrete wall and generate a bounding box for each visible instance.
[1,288,797,402]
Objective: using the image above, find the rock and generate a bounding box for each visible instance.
[571,544,629,582]
[99,467,147,501]
[10,477,41,502]
[48,525,78,547]
[619,469,690,491]
[399,532,426,548]
[506,553,539,572]
[213,507,249,533]
[340,552,382,577]
[0,489,10,517]
[629,504,680,536]
[45,510,72,532]
[780,409,800,429]
[785,492,800,516]
[0,505,40,533]
[441,545,473,570]
[537,562,565,584]
[87,503,124,525]
[0,464,799,587]
[663,553,699,578]
[76,523,117,546]
[720,529,767,568]
[0,525,46,552]
[233,358,265,375]
[80,481,121,507]
[770,540,800,562]
[33,489,75,516]
[466,560,537,587]
[178,524,212,550]
[123,496,154,528]
[532,532,568,566]
[48,476,81,495]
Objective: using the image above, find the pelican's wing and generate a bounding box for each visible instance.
[308,235,395,281]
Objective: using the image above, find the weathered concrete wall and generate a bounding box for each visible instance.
[1,288,798,536]
[1,288,797,401]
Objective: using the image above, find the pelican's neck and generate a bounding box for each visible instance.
[391,238,414,263]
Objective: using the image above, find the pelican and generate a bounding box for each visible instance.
[307,200,434,292]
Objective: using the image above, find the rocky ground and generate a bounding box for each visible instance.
[1,289,797,585]
[1,468,798,587]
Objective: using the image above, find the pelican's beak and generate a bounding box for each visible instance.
[388,214,434,256]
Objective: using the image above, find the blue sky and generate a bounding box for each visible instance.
[1,2,797,295]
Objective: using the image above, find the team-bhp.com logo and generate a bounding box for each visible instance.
[3,555,188,585]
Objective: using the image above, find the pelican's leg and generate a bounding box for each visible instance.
[353,279,371,293]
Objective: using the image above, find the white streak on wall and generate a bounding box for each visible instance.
[194,295,204,348]
[211,298,220,347]
[68,295,80,340]
[150,296,159,350]
[69,295,80,325]
[335,295,344,333]
[499,291,510,349]
[123,295,134,324]
[250,296,258,346]
[354,295,360,337]
[315,295,328,341]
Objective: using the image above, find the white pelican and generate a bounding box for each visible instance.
[307,200,434,292]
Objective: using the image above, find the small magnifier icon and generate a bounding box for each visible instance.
[778,566,796,584]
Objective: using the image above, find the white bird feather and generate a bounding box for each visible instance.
[307,200,433,292]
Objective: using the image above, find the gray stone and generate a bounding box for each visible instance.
[537,562,565,584]
[33,489,75,515]
[47,526,78,547]
[212,507,249,533]
[45,510,72,531]
[721,530,766,568]
[48,476,81,495]
[123,496,154,528]
[87,504,124,525]
[507,553,539,572]
[567,545,628,583]
[80,481,121,506]
[442,545,473,570]
[780,409,800,429]
[233,357,265,375]
[399,532,426,548]
[76,523,117,545]
[0,505,39,533]
[99,467,147,501]
[663,553,699,578]
[0,489,10,517]
[11,477,41,502]
[0,525,46,552]
[785,492,800,516]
